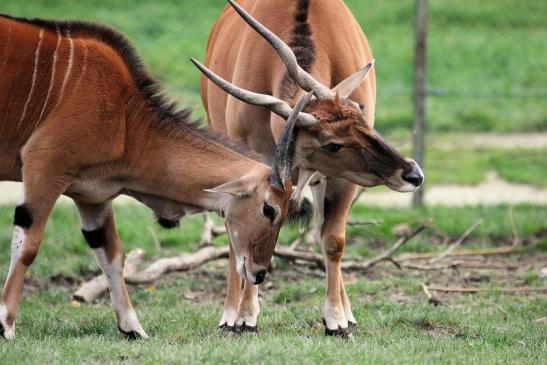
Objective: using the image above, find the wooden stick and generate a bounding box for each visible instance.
[73,249,145,302]
[342,219,432,271]
[397,245,517,262]
[404,260,519,271]
[125,246,229,285]
[198,213,226,248]
[274,245,325,270]
[73,246,229,302]
[346,219,383,226]
[428,219,482,264]
[427,286,547,293]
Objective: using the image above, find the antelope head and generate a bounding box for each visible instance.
[204,93,313,285]
[195,0,424,194]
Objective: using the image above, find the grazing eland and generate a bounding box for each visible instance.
[196,0,424,335]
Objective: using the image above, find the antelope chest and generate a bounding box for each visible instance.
[65,179,122,204]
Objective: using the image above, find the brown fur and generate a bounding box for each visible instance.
[200,0,424,333]
[0,15,293,339]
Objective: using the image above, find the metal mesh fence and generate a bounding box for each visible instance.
[352,0,547,134]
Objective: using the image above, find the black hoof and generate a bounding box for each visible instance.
[219,323,237,333]
[325,326,350,338]
[323,318,351,338]
[236,323,257,333]
[0,322,4,339]
[118,326,140,341]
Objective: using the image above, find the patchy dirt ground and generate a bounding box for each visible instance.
[21,248,547,308]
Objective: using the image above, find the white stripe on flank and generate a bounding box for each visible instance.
[58,30,74,101]
[81,41,88,75]
[19,28,44,126]
[75,40,88,87]
[37,27,62,125]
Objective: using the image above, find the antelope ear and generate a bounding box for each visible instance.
[331,60,375,99]
[204,175,256,197]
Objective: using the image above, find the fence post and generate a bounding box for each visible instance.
[412,0,428,207]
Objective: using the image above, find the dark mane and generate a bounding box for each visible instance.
[278,0,316,101]
[1,13,261,161]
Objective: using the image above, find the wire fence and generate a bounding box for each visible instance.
[362,0,546,135]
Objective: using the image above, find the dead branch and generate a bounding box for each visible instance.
[420,283,441,305]
[198,213,226,248]
[428,219,482,264]
[346,219,383,226]
[427,285,547,293]
[73,246,229,302]
[125,246,229,285]
[397,245,517,262]
[342,219,433,271]
[73,249,145,303]
[274,245,325,270]
[404,260,519,271]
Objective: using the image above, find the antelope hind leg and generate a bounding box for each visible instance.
[1,167,70,339]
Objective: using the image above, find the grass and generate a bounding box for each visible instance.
[0,203,545,277]
[0,203,545,364]
[0,282,545,364]
[2,0,545,133]
[422,147,547,186]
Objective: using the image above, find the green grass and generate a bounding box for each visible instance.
[0,203,545,277]
[0,203,546,364]
[423,147,547,186]
[2,0,545,133]
[0,283,545,364]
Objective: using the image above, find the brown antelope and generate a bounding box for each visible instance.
[0,14,310,340]
[196,0,424,335]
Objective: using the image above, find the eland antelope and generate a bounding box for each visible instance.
[196,0,424,336]
[0,14,309,340]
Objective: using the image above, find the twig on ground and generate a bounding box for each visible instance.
[397,245,517,262]
[427,286,547,293]
[404,260,519,271]
[346,219,383,227]
[428,219,483,264]
[274,245,325,270]
[342,219,433,271]
[198,213,226,248]
[420,283,442,306]
[494,303,509,317]
[73,246,229,302]
[73,249,146,303]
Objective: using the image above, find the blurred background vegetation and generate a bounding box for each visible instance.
[3,0,546,134]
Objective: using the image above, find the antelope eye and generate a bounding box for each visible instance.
[263,202,276,222]
[323,143,343,153]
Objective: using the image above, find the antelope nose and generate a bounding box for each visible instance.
[402,168,424,187]
[254,269,267,285]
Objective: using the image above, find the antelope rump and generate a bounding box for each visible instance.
[0,13,308,340]
[197,0,424,335]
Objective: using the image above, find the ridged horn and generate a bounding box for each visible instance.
[227,0,332,99]
[191,57,317,126]
[272,91,314,189]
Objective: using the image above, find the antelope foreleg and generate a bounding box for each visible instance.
[76,201,148,340]
[315,179,358,337]
[219,243,242,331]
[235,281,259,332]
